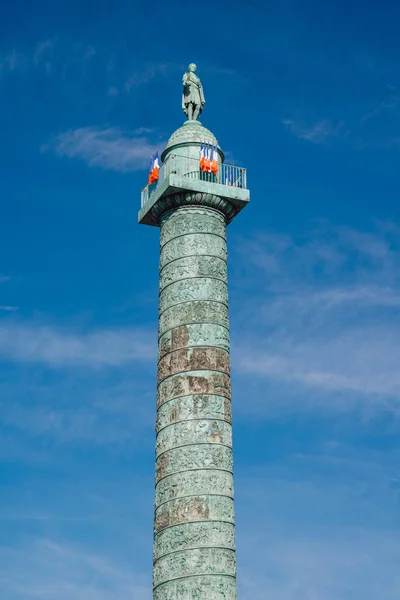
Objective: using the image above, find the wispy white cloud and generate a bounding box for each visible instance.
[0,319,155,447]
[33,39,54,67]
[1,39,95,77]
[0,49,25,73]
[0,321,154,367]
[82,45,96,62]
[237,329,400,399]
[0,40,180,99]
[46,126,160,172]
[32,39,55,76]
[361,95,400,122]
[236,446,400,600]
[125,62,181,92]
[282,118,344,143]
[0,277,18,312]
[232,222,400,412]
[0,375,154,446]
[239,528,400,600]
[0,539,150,600]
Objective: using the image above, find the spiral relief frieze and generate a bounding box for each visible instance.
[158,300,229,337]
[154,495,235,533]
[156,394,232,431]
[153,574,237,600]
[159,255,227,291]
[157,371,231,407]
[159,277,228,313]
[154,205,236,598]
[154,520,236,561]
[160,232,227,267]
[158,347,230,384]
[160,208,226,247]
[155,469,234,506]
[158,324,230,359]
[156,443,233,483]
[153,547,236,588]
[155,419,232,457]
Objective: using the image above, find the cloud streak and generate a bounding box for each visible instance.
[282,118,344,143]
[235,446,400,600]
[125,62,179,92]
[0,321,155,367]
[0,49,25,73]
[0,539,150,600]
[232,222,400,412]
[47,127,161,172]
[361,96,400,123]
[239,527,400,600]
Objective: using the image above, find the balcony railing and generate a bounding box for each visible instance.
[141,153,247,208]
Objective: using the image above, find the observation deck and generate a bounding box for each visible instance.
[139,153,249,228]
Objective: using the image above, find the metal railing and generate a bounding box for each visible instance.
[141,153,247,208]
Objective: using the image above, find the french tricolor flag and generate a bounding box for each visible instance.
[200,143,206,171]
[211,145,218,174]
[148,151,160,184]
[200,143,211,172]
[204,144,211,172]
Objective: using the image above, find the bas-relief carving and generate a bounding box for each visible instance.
[154,521,236,561]
[156,419,232,457]
[152,163,238,596]
[156,444,233,482]
[153,574,237,600]
[154,547,236,587]
[156,394,232,431]
[160,256,227,293]
[155,495,235,533]
[158,348,230,384]
[155,469,234,506]
[159,301,229,337]
[159,277,228,313]
[157,371,231,408]
[160,234,227,267]
[160,208,226,246]
[158,324,230,360]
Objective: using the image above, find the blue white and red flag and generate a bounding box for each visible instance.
[200,143,206,171]
[148,151,160,184]
[211,145,218,174]
[204,144,211,172]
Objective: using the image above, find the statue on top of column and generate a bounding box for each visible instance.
[182,63,205,121]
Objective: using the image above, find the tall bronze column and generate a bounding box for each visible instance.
[139,66,249,600]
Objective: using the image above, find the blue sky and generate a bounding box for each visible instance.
[1,0,400,598]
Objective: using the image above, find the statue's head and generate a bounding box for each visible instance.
[188,63,197,72]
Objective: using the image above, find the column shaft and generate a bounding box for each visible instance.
[153,205,237,599]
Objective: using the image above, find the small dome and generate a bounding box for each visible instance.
[161,120,222,162]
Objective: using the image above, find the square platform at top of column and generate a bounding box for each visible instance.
[138,173,250,227]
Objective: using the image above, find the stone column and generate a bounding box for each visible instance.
[153,203,237,599]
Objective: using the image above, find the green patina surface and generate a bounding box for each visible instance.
[154,206,237,599]
[139,70,249,598]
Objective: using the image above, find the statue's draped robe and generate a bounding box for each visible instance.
[182,72,205,116]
